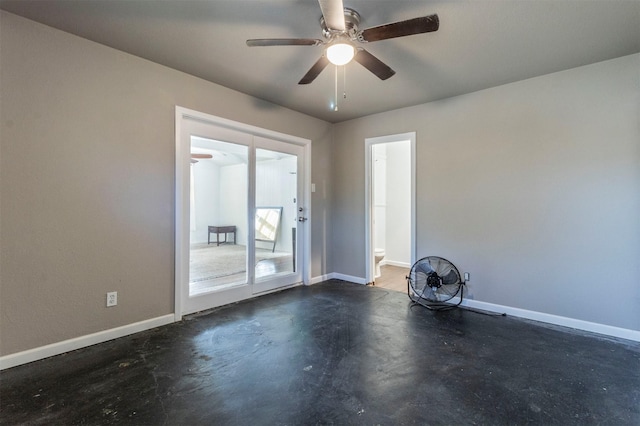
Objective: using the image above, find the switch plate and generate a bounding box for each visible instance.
[106,291,117,307]
[464,272,470,282]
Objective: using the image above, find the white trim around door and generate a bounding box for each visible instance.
[175,106,311,320]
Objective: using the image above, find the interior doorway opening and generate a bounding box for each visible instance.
[365,133,416,291]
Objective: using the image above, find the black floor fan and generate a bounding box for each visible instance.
[407,256,464,310]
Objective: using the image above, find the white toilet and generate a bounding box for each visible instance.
[374,248,385,278]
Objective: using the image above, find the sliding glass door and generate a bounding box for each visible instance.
[176,111,307,316]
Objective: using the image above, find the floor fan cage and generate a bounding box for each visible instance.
[407,256,464,311]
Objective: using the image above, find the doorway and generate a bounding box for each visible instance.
[175,107,310,318]
[365,132,416,289]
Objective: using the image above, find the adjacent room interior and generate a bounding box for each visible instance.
[188,135,297,294]
[370,138,413,292]
[1,0,638,423]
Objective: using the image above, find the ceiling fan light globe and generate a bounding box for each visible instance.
[326,43,355,66]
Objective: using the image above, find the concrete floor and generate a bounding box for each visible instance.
[1,280,639,425]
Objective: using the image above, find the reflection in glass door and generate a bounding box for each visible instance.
[254,149,297,282]
[189,136,248,296]
[253,141,303,294]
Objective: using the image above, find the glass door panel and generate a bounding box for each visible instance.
[179,117,254,316]
[253,140,303,294]
[189,136,248,296]
[254,150,297,280]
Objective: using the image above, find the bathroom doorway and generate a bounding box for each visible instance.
[364,133,416,290]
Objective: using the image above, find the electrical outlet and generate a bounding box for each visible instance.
[464,272,470,282]
[106,291,117,307]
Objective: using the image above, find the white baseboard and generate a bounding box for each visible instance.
[452,297,640,342]
[0,314,175,370]
[330,272,367,285]
[322,274,639,342]
[310,273,333,285]
[311,272,367,285]
[383,260,411,268]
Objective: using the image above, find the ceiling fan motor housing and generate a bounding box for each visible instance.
[321,7,361,40]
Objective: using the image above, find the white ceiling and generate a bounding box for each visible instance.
[1,0,639,123]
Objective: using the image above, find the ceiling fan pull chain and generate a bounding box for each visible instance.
[334,64,339,111]
[343,65,347,100]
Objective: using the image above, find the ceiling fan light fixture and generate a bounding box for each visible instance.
[326,42,355,66]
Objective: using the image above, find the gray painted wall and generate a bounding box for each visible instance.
[332,54,640,331]
[0,12,333,355]
[2,10,638,357]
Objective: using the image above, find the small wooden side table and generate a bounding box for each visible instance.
[208,226,236,246]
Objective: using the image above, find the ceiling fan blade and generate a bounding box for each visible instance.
[246,38,323,47]
[191,153,213,159]
[354,49,395,80]
[360,14,439,42]
[298,55,330,85]
[318,0,345,31]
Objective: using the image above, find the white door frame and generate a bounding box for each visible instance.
[175,106,311,320]
[364,132,416,284]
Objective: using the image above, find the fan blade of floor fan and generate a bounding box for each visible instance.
[434,261,453,278]
[298,56,330,84]
[318,0,345,31]
[412,273,428,293]
[441,270,460,285]
[416,262,435,276]
[247,38,323,47]
[427,257,440,275]
[360,14,439,42]
[354,49,395,80]
[438,283,459,299]
[428,257,451,278]
[424,286,439,302]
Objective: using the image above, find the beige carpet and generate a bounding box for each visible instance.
[189,243,292,283]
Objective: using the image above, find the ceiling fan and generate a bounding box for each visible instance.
[246,0,439,84]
